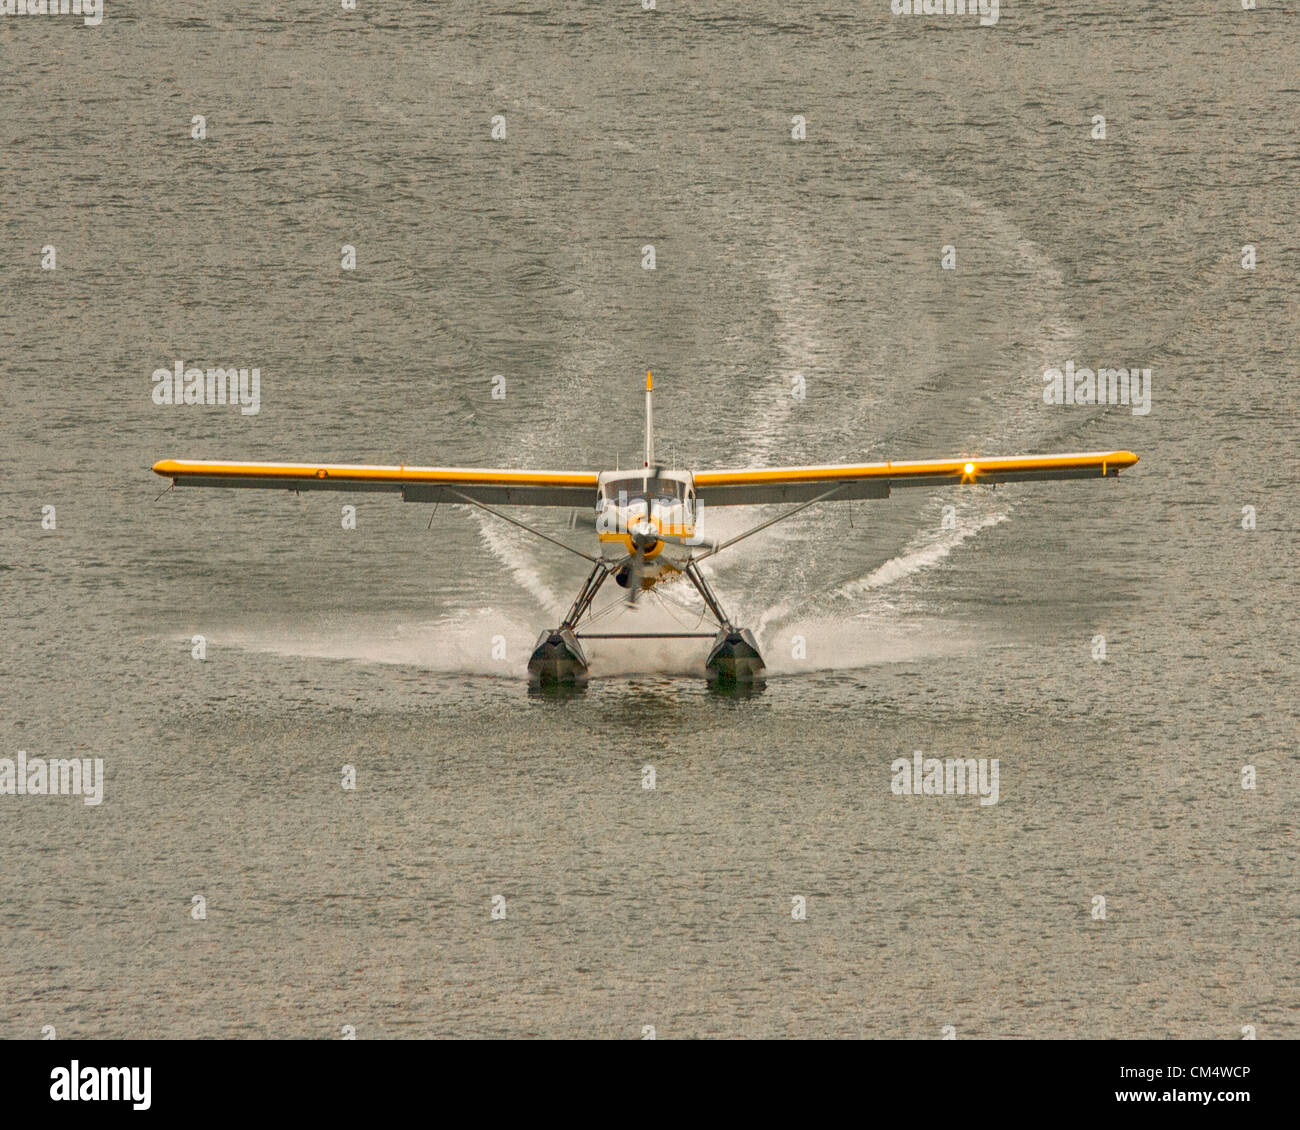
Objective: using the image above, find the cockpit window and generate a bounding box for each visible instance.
[601,476,685,500]
[601,476,645,499]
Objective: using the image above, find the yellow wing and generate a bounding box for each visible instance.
[152,459,599,507]
[694,451,1138,505]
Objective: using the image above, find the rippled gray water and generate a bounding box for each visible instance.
[1,2,1296,1038]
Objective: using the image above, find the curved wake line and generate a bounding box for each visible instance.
[472,517,566,621]
[752,502,1014,639]
[754,180,1080,643]
[830,509,1011,604]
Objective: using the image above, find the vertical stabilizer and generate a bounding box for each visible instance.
[644,370,655,468]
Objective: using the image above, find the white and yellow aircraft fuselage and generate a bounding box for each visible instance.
[153,372,1138,688]
[595,467,697,588]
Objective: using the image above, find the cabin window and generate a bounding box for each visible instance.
[603,476,645,499]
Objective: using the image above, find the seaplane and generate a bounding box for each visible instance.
[153,373,1138,687]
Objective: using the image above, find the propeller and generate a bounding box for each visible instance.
[625,520,657,605]
[650,528,715,552]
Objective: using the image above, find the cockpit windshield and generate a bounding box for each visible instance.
[601,475,689,504]
[602,475,647,499]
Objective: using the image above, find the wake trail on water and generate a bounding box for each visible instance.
[212,124,1083,678]
[199,610,541,676]
[738,181,1082,670]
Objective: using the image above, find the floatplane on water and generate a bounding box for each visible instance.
[154,373,1138,686]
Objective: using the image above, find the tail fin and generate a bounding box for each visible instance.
[644,370,655,468]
